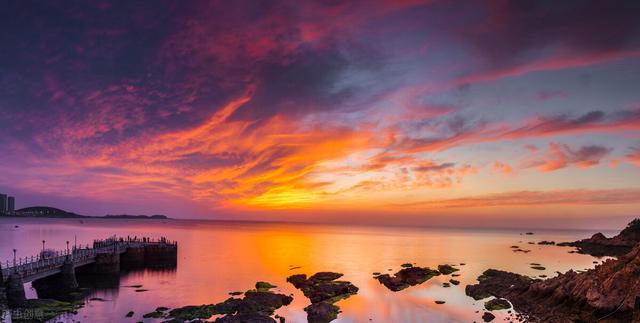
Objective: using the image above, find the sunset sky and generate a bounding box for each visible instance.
[1,1,639,226]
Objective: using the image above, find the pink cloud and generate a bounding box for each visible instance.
[526,143,612,172]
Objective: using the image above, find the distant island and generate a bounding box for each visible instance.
[103,214,169,219]
[0,206,169,219]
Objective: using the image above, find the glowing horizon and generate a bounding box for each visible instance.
[0,1,639,225]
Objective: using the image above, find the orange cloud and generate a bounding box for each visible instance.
[391,188,640,209]
[492,161,513,174]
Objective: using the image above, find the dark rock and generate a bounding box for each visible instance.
[287,272,358,323]
[287,274,357,304]
[125,311,134,317]
[401,263,413,268]
[143,310,164,318]
[449,279,460,285]
[375,266,440,291]
[166,282,292,322]
[309,272,344,282]
[215,313,276,323]
[464,269,532,300]
[437,264,459,275]
[435,300,445,304]
[482,311,496,322]
[538,241,555,245]
[305,302,340,323]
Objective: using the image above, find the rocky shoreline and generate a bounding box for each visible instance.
[466,219,640,322]
[556,219,640,257]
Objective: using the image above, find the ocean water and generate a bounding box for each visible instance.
[0,218,612,322]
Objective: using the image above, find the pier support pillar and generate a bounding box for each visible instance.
[5,273,26,308]
[93,252,120,274]
[0,269,8,311]
[121,246,145,270]
[144,244,178,268]
[32,257,79,299]
[0,284,7,312]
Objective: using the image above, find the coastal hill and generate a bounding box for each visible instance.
[3,206,168,220]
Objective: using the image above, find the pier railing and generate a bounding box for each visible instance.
[1,237,177,279]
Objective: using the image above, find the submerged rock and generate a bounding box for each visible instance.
[465,242,640,321]
[375,266,440,291]
[558,218,640,257]
[287,272,358,323]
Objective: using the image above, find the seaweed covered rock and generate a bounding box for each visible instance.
[165,282,292,322]
[484,298,511,311]
[375,266,440,291]
[287,272,358,323]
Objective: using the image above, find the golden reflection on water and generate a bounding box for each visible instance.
[0,218,607,322]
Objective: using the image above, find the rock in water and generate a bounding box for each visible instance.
[482,311,496,322]
[287,272,358,323]
[375,266,440,291]
[559,218,640,256]
[165,282,292,322]
[305,302,340,323]
[437,264,459,275]
[465,243,640,321]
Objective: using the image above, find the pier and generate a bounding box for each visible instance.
[0,236,177,309]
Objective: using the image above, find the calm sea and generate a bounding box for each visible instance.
[0,218,612,322]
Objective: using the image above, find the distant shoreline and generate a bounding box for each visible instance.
[0,214,169,220]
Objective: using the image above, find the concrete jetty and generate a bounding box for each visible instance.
[0,236,177,308]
